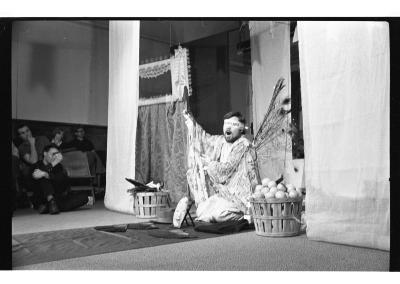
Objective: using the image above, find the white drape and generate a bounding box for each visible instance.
[298,22,390,250]
[249,21,293,182]
[105,21,140,214]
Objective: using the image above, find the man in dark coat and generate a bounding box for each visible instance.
[32,144,88,214]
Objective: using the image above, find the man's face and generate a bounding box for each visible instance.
[223,116,243,143]
[75,128,85,139]
[18,126,32,141]
[44,148,61,164]
[54,132,64,141]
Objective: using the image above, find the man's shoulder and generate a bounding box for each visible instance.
[36,135,50,144]
[236,136,252,147]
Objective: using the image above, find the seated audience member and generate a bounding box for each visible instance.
[51,127,66,149]
[66,126,105,179]
[16,124,50,206]
[67,126,95,152]
[31,144,89,214]
[183,110,260,223]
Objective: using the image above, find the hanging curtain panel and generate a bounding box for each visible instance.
[249,21,293,182]
[298,22,390,250]
[105,21,140,214]
[135,101,188,204]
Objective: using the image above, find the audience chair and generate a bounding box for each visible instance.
[61,151,96,206]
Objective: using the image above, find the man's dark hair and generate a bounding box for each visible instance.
[223,111,246,134]
[52,127,63,137]
[16,124,29,134]
[74,125,85,132]
[223,111,246,125]
[43,143,60,154]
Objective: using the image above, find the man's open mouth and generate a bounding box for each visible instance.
[225,130,232,135]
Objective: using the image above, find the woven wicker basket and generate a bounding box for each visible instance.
[250,196,302,237]
[134,192,169,218]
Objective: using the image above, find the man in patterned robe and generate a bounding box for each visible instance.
[184,110,260,222]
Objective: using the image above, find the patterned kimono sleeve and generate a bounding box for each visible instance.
[193,122,222,157]
[186,118,222,204]
[206,141,248,184]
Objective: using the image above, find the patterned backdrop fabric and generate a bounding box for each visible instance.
[135,101,188,204]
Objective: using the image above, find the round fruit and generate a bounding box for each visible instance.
[296,188,303,196]
[261,178,271,187]
[288,190,298,198]
[254,184,263,193]
[286,184,295,191]
[264,192,275,199]
[275,191,285,199]
[277,183,287,192]
[269,187,278,195]
[267,181,277,188]
[261,187,269,195]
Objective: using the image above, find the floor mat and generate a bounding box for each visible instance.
[12,222,252,267]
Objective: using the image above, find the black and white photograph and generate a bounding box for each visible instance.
[1,0,398,277]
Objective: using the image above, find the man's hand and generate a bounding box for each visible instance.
[32,169,49,179]
[52,153,63,166]
[28,136,35,145]
[183,110,194,129]
[200,154,211,171]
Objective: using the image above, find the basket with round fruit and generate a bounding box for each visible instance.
[249,178,303,237]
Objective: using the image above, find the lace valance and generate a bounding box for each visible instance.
[139,59,171,79]
[138,47,192,105]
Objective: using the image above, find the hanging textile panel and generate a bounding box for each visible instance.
[105,21,140,214]
[298,22,390,250]
[135,101,188,204]
[249,21,293,182]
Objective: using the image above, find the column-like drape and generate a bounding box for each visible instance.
[298,22,390,250]
[105,21,140,214]
[249,21,292,181]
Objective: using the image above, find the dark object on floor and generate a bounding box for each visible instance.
[194,219,253,234]
[49,199,60,215]
[57,192,89,211]
[94,224,128,232]
[37,204,48,214]
[127,222,158,230]
[147,229,196,239]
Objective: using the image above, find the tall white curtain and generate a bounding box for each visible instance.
[298,22,390,250]
[105,21,140,214]
[249,21,293,181]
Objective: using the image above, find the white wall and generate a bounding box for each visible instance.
[12,21,109,126]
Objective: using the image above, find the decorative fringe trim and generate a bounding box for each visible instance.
[139,59,171,79]
[186,49,193,97]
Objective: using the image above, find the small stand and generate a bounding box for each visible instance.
[183,200,195,227]
[183,185,195,227]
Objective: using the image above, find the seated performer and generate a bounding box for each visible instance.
[31,144,88,214]
[183,110,260,222]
